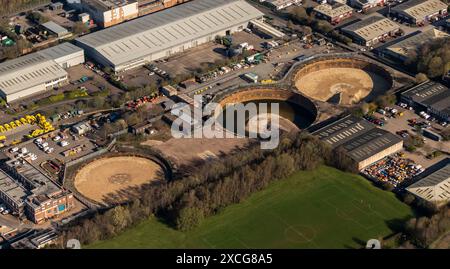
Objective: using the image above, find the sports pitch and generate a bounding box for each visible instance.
[89,166,413,249]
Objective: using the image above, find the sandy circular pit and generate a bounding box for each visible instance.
[74,156,162,204]
[295,68,374,105]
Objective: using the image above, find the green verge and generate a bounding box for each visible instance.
[88,166,413,249]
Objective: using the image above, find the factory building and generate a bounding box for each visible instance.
[81,0,139,28]
[0,159,75,224]
[38,42,85,69]
[312,115,404,170]
[400,81,450,122]
[383,28,449,62]
[341,15,400,46]
[262,0,302,11]
[313,2,353,25]
[348,0,385,12]
[138,0,191,17]
[0,43,85,103]
[40,21,71,39]
[390,0,448,26]
[406,162,450,206]
[76,0,264,73]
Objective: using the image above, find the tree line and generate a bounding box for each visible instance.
[405,37,450,79]
[0,0,50,16]
[56,132,357,246]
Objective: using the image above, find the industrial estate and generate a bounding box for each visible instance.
[0,0,449,250]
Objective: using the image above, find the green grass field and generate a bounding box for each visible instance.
[89,166,413,249]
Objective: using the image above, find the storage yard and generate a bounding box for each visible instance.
[362,153,425,188]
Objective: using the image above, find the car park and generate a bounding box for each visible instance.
[59,141,69,147]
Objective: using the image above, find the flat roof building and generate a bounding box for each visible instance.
[400,81,450,122]
[342,15,400,46]
[263,0,302,10]
[383,28,449,62]
[38,42,85,69]
[312,115,403,170]
[313,3,353,24]
[41,21,71,38]
[76,0,264,73]
[391,0,448,25]
[406,163,450,206]
[349,0,385,11]
[0,43,85,103]
[138,0,191,17]
[81,0,139,28]
[0,158,75,224]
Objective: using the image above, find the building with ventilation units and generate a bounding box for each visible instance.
[312,115,403,170]
[0,43,85,102]
[341,15,400,46]
[75,0,265,73]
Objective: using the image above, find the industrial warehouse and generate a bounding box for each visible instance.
[312,115,403,170]
[0,43,85,102]
[390,0,448,26]
[400,81,450,122]
[341,16,400,46]
[313,2,353,25]
[406,162,450,206]
[75,0,265,73]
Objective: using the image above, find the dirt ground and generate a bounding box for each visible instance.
[74,156,163,204]
[144,137,250,167]
[295,68,374,105]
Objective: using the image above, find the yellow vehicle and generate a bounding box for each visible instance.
[261,79,276,85]
[0,126,5,133]
[15,120,22,126]
[0,135,6,141]
[9,122,17,129]
[4,124,11,131]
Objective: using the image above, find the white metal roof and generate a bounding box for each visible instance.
[38,42,84,61]
[392,0,448,21]
[41,21,68,35]
[313,3,353,18]
[76,0,264,67]
[0,52,67,96]
[407,164,450,203]
[343,16,399,41]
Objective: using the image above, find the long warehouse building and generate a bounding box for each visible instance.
[75,0,264,73]
[0,43,85,103]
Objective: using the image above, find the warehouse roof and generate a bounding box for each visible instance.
[407,164,450,203]
[0,53,67,96]
[401,81,450,116]
[312,115,403,162]
[343,16,399,41]
[401,81,450,105]
[344,128,402,162]
[385,28,449,58]
[392,0,448,21]
[76,0,264,68]
[312,115,374,148]
[313,3,353,18]
[41,21,68,35]
[38,42,84,61]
